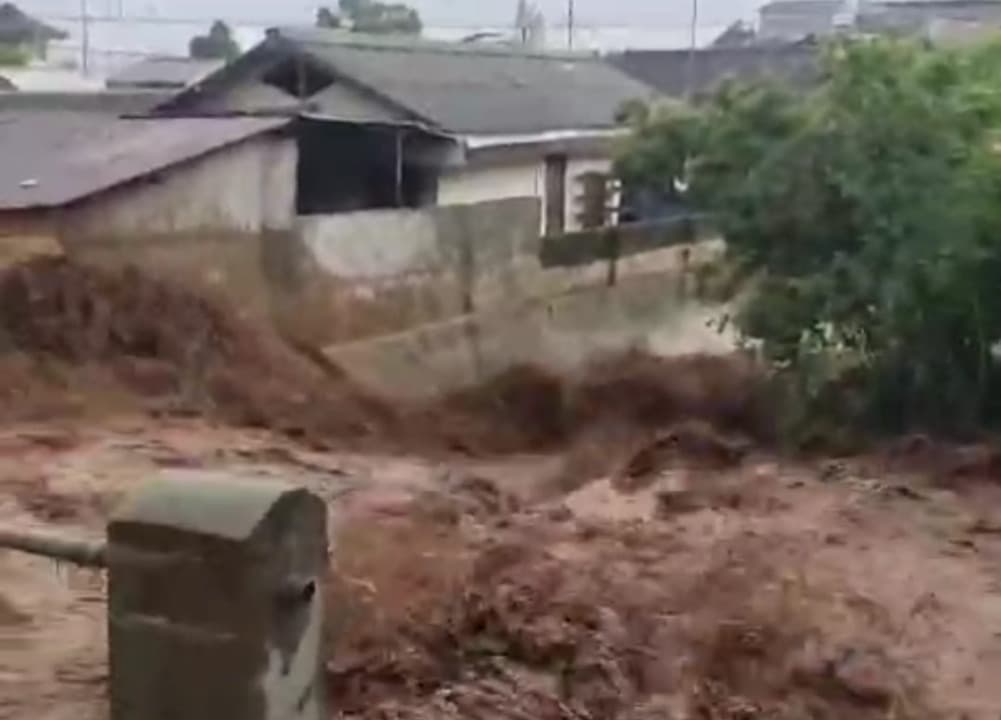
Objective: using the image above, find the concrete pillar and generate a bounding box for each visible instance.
[106,473,328,720]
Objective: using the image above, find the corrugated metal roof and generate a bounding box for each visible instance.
[106,57,225,90]
[211,28,657,135]
[0,89,171,114]
[0,113,289,210]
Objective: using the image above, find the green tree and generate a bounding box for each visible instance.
[618,39,1001,436]
[189,20,240,60]
[338,0,422,35]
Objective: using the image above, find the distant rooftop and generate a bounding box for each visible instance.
[106,57,225,91]
[609,43,820,99]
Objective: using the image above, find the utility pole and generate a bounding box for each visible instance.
[685,0,698,98]
[80,0,90,75]
[567,0,574,50]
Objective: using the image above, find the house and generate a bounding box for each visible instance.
[0,3,66,64]
[857,0,1001,36]
[0,109,460,241]
[0,113,296,248]
[106,57,225,91]
[609,43,820,100]
[157,27,656,235]
[758,0,853,41]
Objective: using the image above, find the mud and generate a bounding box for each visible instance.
[0,260,766,459]
[325,457,1001,720]
[2,260,1001,720]
[0,258,390,440]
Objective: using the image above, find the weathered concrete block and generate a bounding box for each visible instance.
[107,473,328,720]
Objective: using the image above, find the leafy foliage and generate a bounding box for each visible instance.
[189,20,240,60]
[339,0,422,35]
[618,39,1001,436]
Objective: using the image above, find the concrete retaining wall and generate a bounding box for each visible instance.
[0,189,731,398]
[326,255,736,400]
[275,198,542,345]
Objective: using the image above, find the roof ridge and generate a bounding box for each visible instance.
[271,26,601,63]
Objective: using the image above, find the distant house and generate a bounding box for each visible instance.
[106,57,225,91]
[157,28,655,235]
[0,73,12,90]
[758,0,852,41]
[0,3,67,64]
[609,43,820,100]
[858,0,1001,36]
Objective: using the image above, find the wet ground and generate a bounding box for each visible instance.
[3,417,1001,719]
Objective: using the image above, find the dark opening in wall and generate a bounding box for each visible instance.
[262,57,335,98]
[295,119,441,215]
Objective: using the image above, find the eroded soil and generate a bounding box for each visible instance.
[1,418,1001,719]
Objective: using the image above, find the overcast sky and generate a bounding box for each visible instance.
[21,0,766,28]
[17,0,770,66]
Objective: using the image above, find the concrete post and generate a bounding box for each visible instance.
[0,474,329,720]
[106,473,328,720]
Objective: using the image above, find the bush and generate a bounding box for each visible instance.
[618,39,1001,439]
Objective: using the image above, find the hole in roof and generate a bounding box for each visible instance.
[262,58,335,99]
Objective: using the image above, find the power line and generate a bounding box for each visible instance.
[35,12,702,32]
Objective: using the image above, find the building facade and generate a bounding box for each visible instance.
[159,28,654,235]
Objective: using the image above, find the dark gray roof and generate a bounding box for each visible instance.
[0,75,13,91]
[0,2,66,43]
[760,0,844,13]
[175,27,657,135]
[106,57,225,90]
[609,44,820,99]
[0,113,288,210]
[0,89,171,114]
